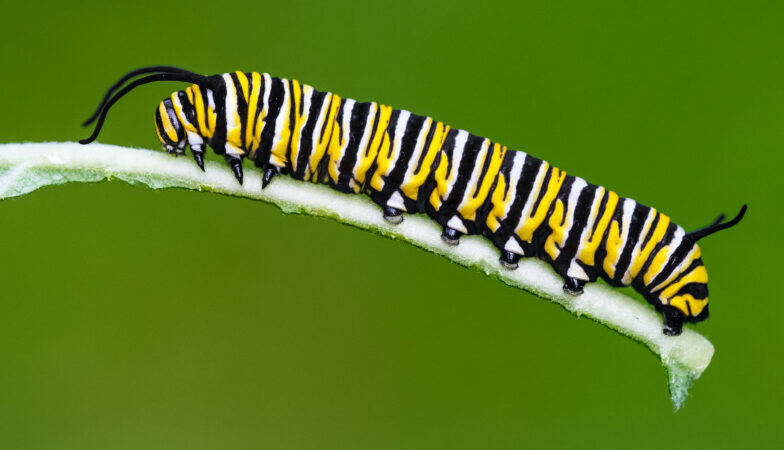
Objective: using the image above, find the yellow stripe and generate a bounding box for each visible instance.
[399,119,439,198]
[155,114,165,143]
[158,103,178,142]
[603,220,623,278]
[544,199,566,260]
[579,190,619,266]
[458,142,506,221]
[245,72,262,152]
[517,167,566,242]
[369,108,395,191]
[629,213,671,280]
[652,246,701,293]
[660,265,708,300]
[191,86,209,136]
[290,82,308,173]
[326,103,347,183]
[485,171,507,232]
[352,103,387,192]
[309,94,341,181]
[669,293,708,318]
[235,71,250,103]
[429,150,450,210]
[644,244,672,286]
[171,93,196,134]
[401,119,441,200]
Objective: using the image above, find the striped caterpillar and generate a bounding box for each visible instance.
[80,66,746,336]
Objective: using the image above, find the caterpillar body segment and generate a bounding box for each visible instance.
[80,66,747,336]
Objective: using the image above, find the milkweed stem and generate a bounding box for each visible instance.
[0,142,713,410]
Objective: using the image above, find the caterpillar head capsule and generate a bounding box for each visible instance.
[155,98,186,155]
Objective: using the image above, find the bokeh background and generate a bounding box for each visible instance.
[1,1,781,448]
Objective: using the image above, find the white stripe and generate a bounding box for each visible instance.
[501,151,526,220]
[222,73,238,155]
[559,177,588,247]
[606,198,634,276]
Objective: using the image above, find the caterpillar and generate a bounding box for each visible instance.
[79,66,746,336]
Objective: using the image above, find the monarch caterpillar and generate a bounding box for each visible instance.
[79,66,746,336]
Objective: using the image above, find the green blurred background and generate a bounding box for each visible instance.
[0,0,781,448]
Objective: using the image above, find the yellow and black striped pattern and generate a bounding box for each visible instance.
[148,70,738,336]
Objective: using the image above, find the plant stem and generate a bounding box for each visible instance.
[0,142,713,409]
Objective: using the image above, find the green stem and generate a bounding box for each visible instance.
[0,142,713,410]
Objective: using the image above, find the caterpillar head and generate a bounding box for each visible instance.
[155,97,187,155]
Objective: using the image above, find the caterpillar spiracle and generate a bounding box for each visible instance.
[79,66,746,336]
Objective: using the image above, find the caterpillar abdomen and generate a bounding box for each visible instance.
[79,67,746,336]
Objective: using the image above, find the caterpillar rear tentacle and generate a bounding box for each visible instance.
[79,66,747,336]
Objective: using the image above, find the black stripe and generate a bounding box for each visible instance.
[285,78,298,172]
[382,112,427,196]
[256,76,285,165]
[317,94,336,146]
[502,154,544,236]
[649,231,696,289]
[335,101,371,191]
[635,222,678,288]
[178,91,197,127]
[443,132,484,209]
[413,120,438,175]
[294,89,327,179]
[589,188,610,238]
[155,105,174,146]
[472,140,495,200]
[557,181,597,264]
[613,202,651,284]
[530,165,554,214]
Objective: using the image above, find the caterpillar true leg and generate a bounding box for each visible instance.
[225,155,244,185]
[262,167,277,189]
[190,145,205,171]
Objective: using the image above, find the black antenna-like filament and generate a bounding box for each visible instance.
[81,66,203,127]
[79,72,212,145]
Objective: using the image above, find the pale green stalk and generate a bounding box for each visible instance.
[0,142,714,409]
